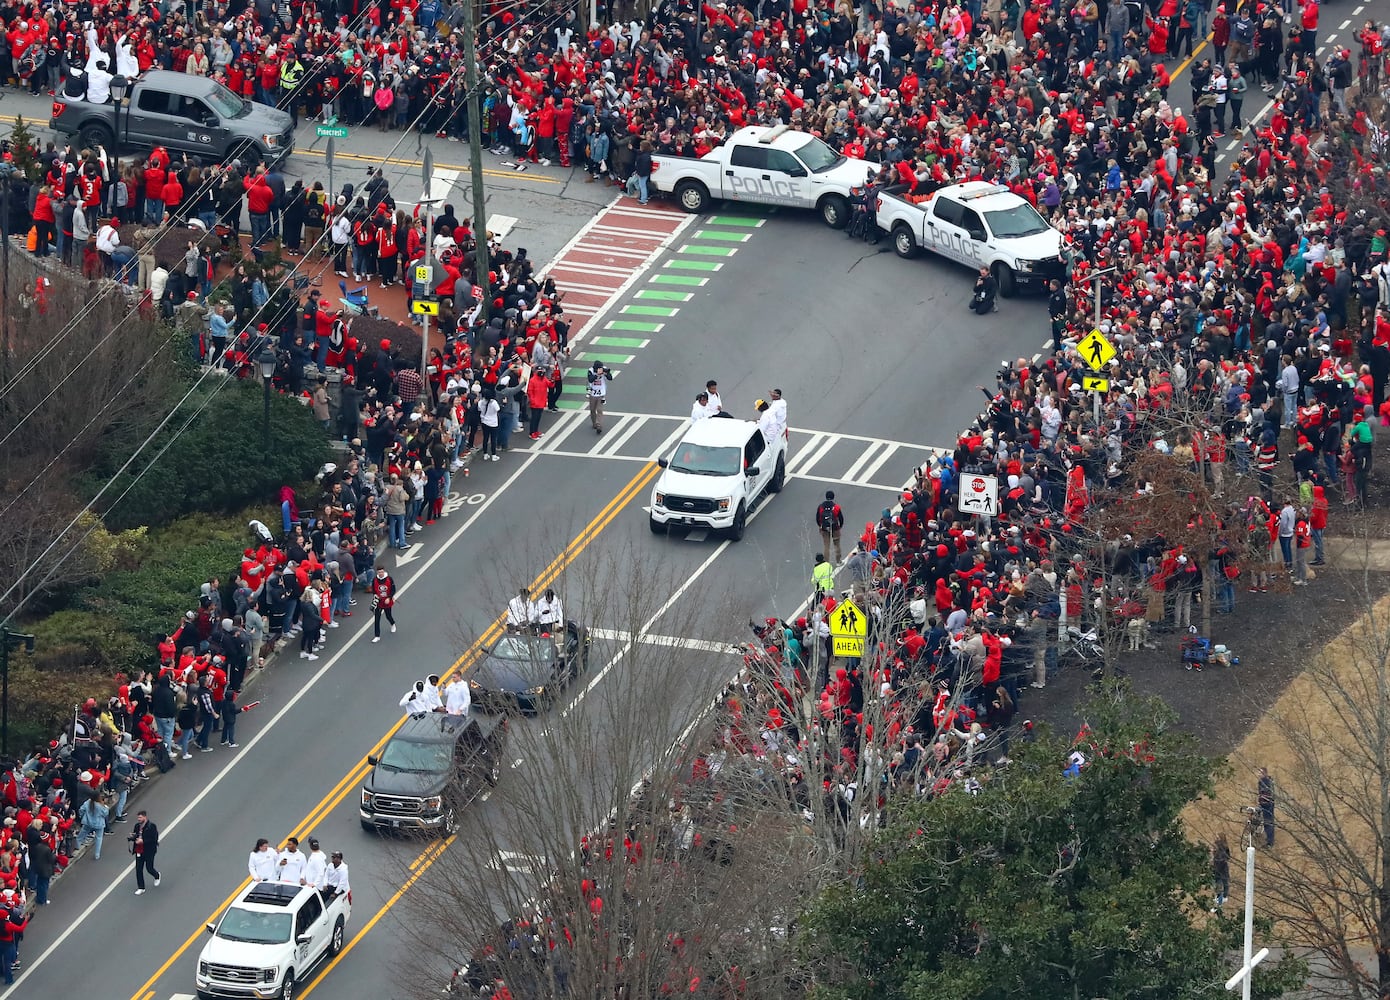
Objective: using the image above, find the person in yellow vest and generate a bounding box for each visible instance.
[279,53,306,127]
[812,554,835,602]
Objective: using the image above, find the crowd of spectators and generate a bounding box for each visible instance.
[4,0,1390,986]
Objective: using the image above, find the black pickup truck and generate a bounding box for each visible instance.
[50,70,294,165]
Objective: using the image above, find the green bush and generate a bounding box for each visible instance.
[78,511,266,644]
[27,609,147,676]
[91,381,330,531]
[5,656,101,755]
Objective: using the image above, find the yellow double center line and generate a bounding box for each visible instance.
[129,460,660,1000]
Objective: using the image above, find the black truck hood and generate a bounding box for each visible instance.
[364,765,448,797]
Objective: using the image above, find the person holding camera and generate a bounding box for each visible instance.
[586,360,615,434]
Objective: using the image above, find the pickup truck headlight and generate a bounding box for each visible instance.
[525,685,546,695]
[1017,259,1036,272]
[653,491,664,506]
[199,962,209,978]
[262,132,280,148]
[360,789,373,809]
[468,679,481,690]
[262,967,279,984]
[423,795,442,810]
[717,497,732,511]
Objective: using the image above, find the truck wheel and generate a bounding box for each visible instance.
[360,819,377,833]
[819,194,849,229]
[442,807,459,836]
[328,918,345,956]
[768,454,786,494]
[727,502,746,541]
[649,515,665,534]
[674,180,710,214]
[280,970,296,1000]
[228,141,262,169]
[892,224,919,259]
[77,124,114,153]
[994,263,1017,298]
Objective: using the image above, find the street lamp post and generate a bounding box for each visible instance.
[259,347,276,456]
[109,75,129,213]
[1,628,36,757]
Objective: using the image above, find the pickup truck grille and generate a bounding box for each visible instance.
[663,495,718,515]
[205,963,261,983]
[373,795,424,815]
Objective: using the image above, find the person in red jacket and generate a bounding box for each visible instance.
[375,215,399,288]
[0,896,29,982]
[243,166,276,247]
[31,184,55,256]
[369,567,397,642]
[160,170,184,223]
[1310,484,1328,565]
[143,157,167,224]
[526,365,553,439]
[980,627,1010,685]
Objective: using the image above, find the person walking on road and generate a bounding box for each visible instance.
[1257,767,1276,847]
[586,361,615,434]
[129,810,161,895]
[370,568,397,643]
[816,491,845,563]
[78,793,110,860]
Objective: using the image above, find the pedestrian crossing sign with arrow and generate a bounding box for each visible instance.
[1077,329,1116,372]
[829,598,868,658]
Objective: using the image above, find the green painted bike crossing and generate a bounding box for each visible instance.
[556,212,767,410]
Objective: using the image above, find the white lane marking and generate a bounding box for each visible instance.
[785,432,827,476]
[487,214,519,242]
[791,433,841,480]
[415,168,460,213]
[570,242,655,259]
[859,443,899,486]
[842,441,886,485]
[586,627,740,654]
[536,410,587,454]
[0,446,551,998]
[594,414,649,457]
[1340,18,1352,28]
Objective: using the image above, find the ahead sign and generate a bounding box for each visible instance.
[958,473,999,517]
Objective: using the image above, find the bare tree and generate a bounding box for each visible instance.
[382,527,969,999]
[1215,550,1390,1000]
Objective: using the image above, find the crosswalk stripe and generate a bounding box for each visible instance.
[650,274,707,286]
[692,229,752,242]
[786,433,828,476]
[607,320,664,332]
[842,441,887,484]
[677,244,737,257]
[621,305,679,317]
[635,289,693,302]
[665,259,723,271]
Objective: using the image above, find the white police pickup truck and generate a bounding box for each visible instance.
[650,125,873,228]
[875,181,1065,296]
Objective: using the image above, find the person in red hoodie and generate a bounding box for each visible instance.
[142,156,167,225]
[160,169,184,224]
[31,183,55,256]
[1310,484,1328,565]
[243,166,276,247]
[526,364,553,439]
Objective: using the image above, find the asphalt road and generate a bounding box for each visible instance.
[12,8,1389,991]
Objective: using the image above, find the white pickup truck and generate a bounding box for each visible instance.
[196,882,350,1000]
[650,125,873,228]
[875,181,1066,296]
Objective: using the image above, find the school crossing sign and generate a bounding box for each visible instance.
[829,598,868,658]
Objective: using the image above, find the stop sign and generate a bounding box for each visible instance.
[971,477,986,493]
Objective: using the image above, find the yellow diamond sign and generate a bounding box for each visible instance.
[1077,329,1116,372]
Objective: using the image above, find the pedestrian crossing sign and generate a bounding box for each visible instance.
[1077,329,1116,372]
[829,598,867,658]
[411,300,440,315]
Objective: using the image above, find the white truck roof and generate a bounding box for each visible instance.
[931,182,1026,210]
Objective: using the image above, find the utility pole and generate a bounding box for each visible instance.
[1,628,36,757]
[1086,266,1117,429]
[461,0,490,325]
[1224,841,1269,1000]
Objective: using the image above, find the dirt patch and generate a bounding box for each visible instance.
[1023,562,1390,757]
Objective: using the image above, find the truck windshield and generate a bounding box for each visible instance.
[669,444,741,477]
[206,83,247,119]
[983,203,1052,239]
[379,739,452,774]
[217,907,292,945]
[789,135,843,173]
